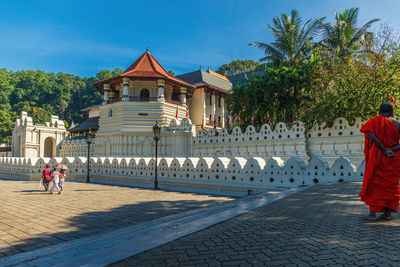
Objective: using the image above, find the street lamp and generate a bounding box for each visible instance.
[86,131,94,183]
[6,139,10,157]
[153,121,161,190]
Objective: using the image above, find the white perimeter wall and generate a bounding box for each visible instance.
[0,156,364,196]
[60,117,365,166]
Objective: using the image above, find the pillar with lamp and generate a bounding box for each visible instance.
[86,130,94,183]
[6,139,10,157]
[153,121,161,190]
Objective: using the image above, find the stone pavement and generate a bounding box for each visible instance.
[112,182,400,267]
[0,180,233,258]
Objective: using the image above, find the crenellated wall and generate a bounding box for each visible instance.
[59,138,96,157]
[192,118,364,164]
[58,117,365,164]
[0,155,364,196]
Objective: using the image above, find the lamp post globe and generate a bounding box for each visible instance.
[153,121,161,141]
[153,121,161,189]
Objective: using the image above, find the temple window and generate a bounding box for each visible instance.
[172,87,180,101]
[108,108,113,117]
[140,89,150,101]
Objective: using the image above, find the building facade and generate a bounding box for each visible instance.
[12,112,66,158]
[9,50,365,166]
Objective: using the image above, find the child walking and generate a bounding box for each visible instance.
[59,169,66,191]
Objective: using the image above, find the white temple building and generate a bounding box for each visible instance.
[4,50,367,195]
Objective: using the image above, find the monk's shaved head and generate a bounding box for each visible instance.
[380,103,393,114]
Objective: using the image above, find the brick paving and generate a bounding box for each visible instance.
[112,182,400,267]
[0,180,233,258]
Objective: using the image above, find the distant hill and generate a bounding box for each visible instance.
[0,68,123,142]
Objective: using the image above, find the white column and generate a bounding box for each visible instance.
[203,90,207,124]
[180,87,187,105]
[129,80,134,97]
[103,84,110,103]
[212,93,216,122]
[221,96,225,128]
[157,79,165,100]
[122,78,129,101]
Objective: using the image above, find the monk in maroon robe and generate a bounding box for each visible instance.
[360,103,400,220]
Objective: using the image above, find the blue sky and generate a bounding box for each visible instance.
[0,0,399,77]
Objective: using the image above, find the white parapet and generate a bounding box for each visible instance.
[0,155,364,196]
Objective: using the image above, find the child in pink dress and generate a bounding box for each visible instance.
[59,169,66,191]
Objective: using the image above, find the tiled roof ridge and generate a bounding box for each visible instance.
[207,68,230,81]
[94,50,195,89]
[147,52,171,77]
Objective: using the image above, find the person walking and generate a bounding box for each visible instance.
[50,167,61,194]
[41,164,52,191]
[360,103,400,220]
[59,169,66,191]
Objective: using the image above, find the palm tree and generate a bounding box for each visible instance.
[317,7,379,56]
[249,9,320,67]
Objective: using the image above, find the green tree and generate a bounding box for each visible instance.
[0,110,14,143]
[226,61,317,128]
[0,67,125,142]
[301,27,400,127]
[249,9,320,67]
[216,59,261,76]
[317,7,379,56]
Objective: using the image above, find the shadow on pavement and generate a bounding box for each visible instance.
[0,197,228,257]
[110,182,400,266]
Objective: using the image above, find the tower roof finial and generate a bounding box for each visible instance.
[146,46,149,52]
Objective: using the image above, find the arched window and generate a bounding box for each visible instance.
[140,89,150,101]
[108,108,113,117]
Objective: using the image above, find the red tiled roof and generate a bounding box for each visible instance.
[94,51,194,90]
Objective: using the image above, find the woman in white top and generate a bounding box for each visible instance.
[50,168,61,194]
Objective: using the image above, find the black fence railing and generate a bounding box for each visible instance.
[0,147,12,152]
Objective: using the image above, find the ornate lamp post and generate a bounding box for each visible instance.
[86,131,94,183]
[153,121,161,190]
[6,140,10,157]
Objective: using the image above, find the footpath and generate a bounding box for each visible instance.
[1,181,399,266]
[113,182,400,267]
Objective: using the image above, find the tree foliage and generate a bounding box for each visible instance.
[216,59,260,76]
[249,9,320,67]
[317,7,379,56]
[301,26,400,127]
[227,7,395,130]
[0,68,123,143]
[226,61,317,128]
[230,24,400,130]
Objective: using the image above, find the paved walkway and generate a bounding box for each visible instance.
[113,182,400,267]
[0,180,233,258]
